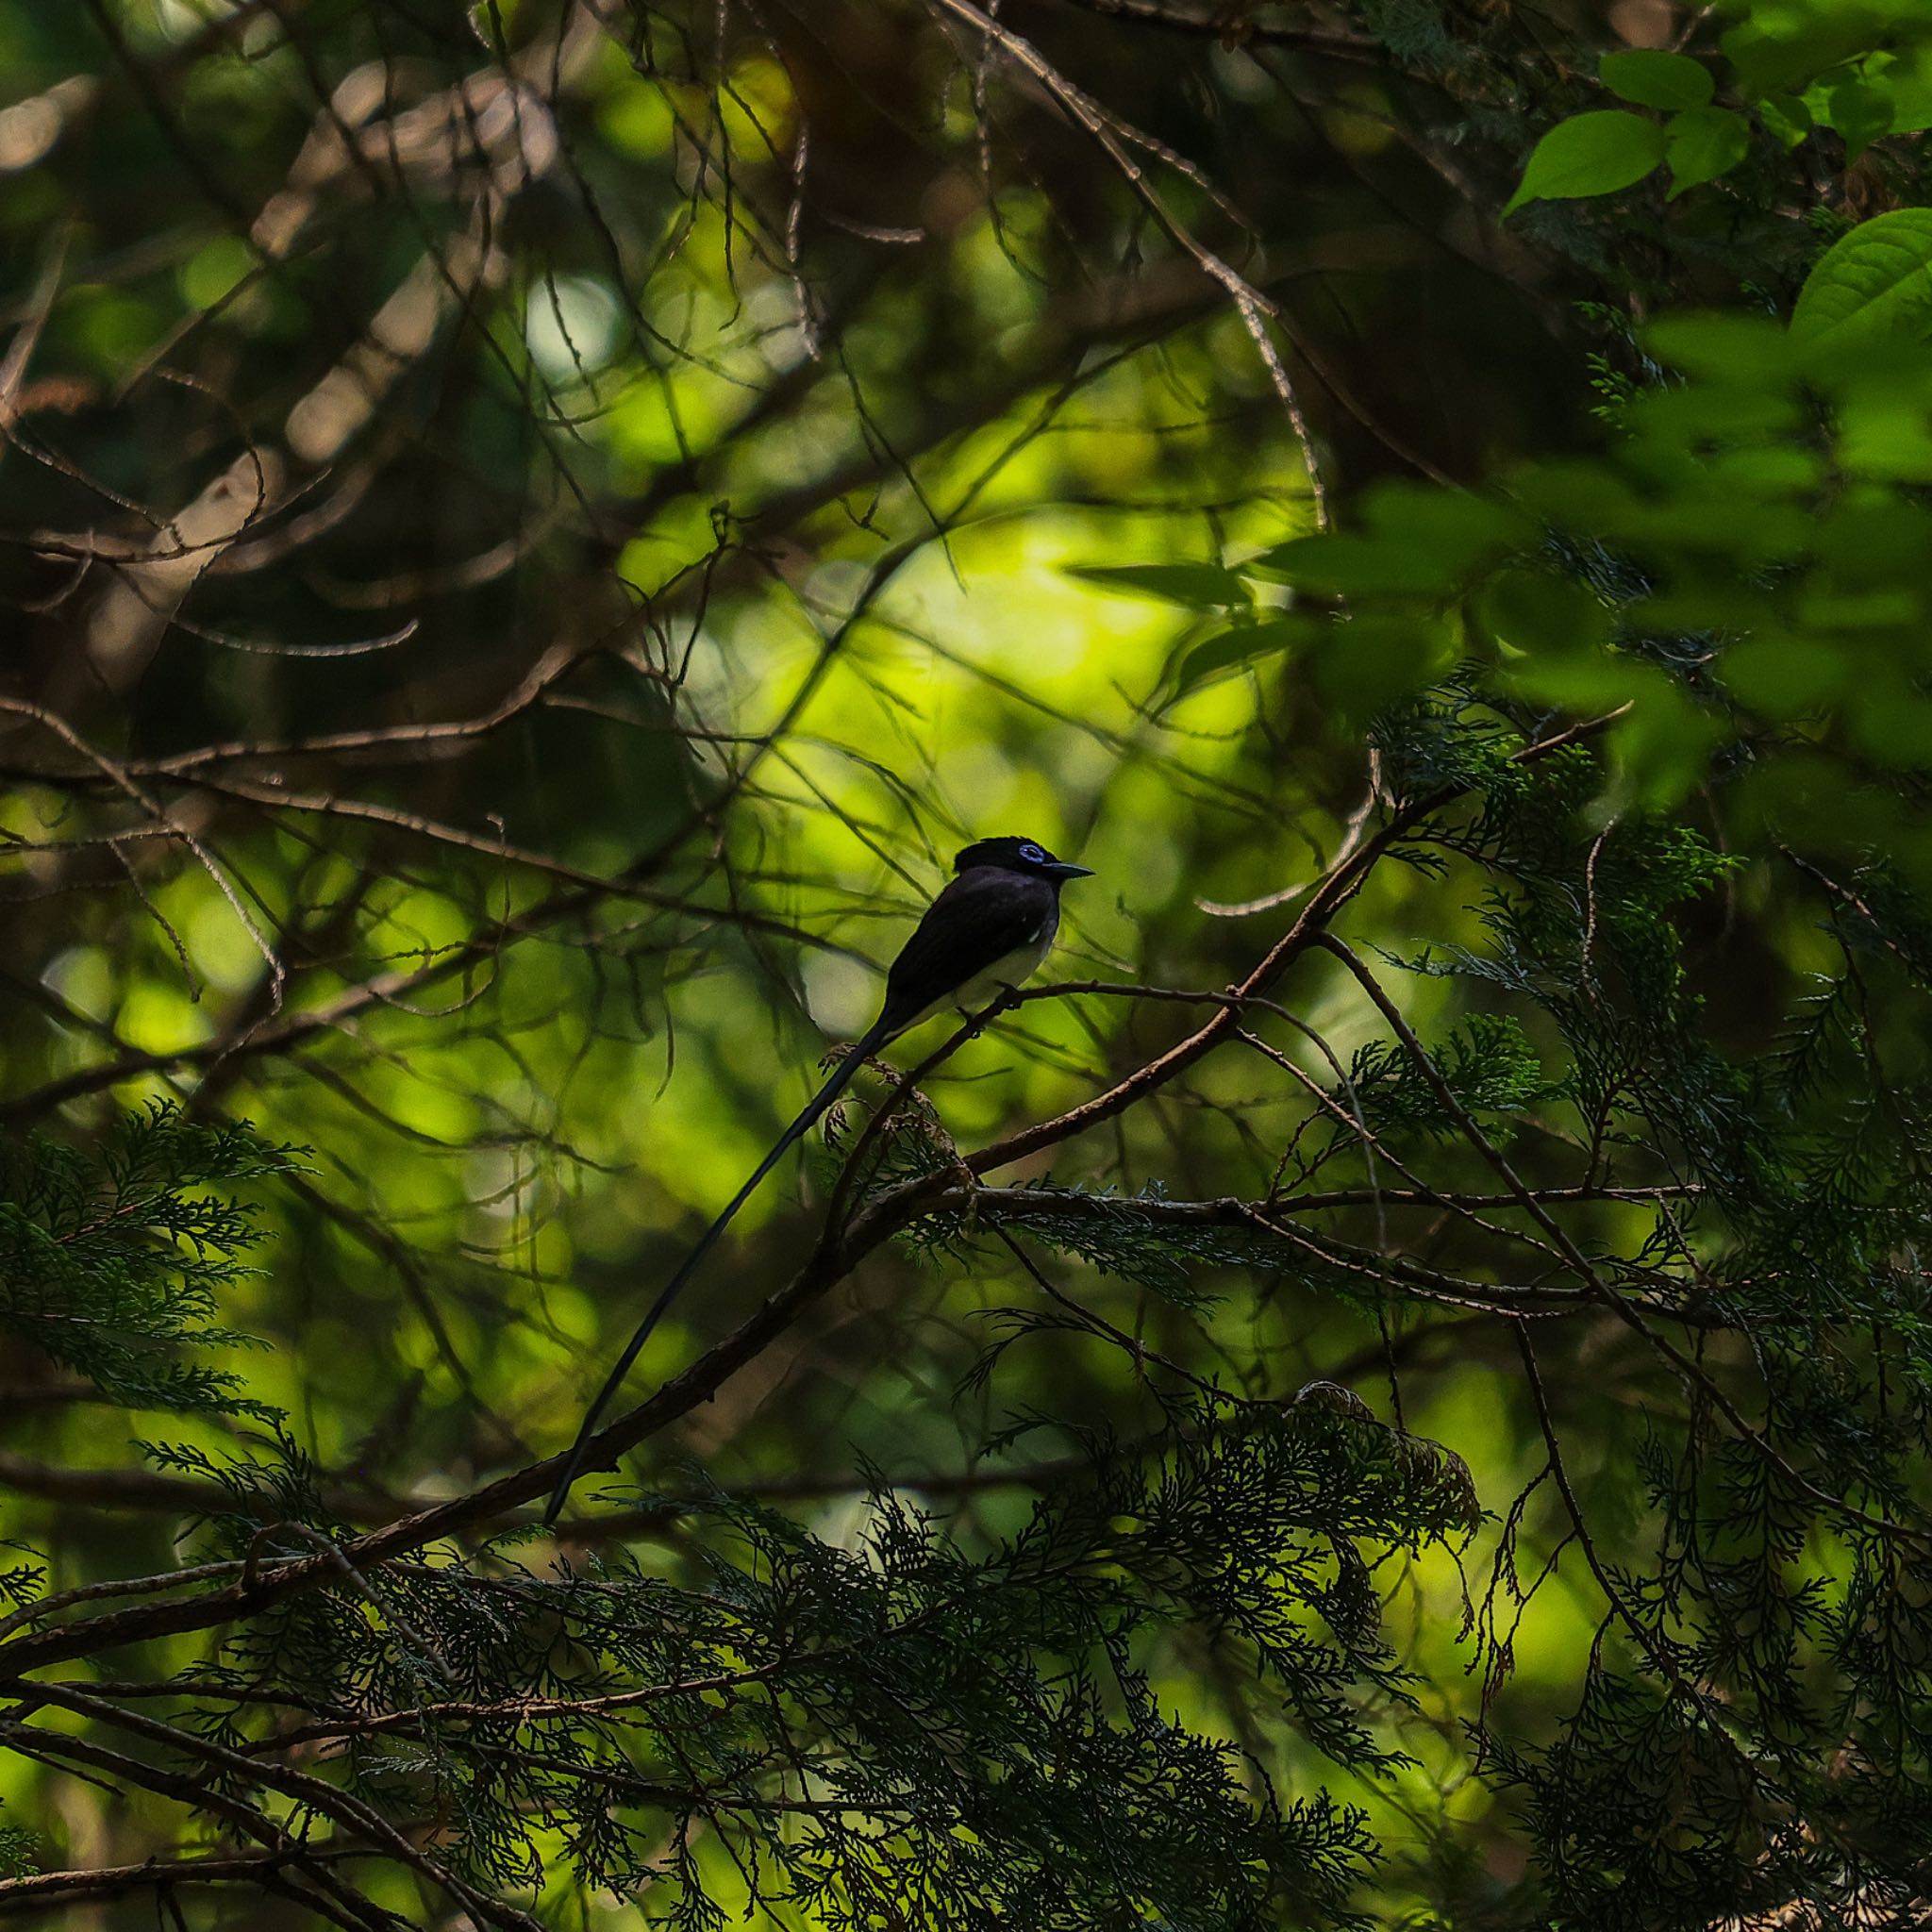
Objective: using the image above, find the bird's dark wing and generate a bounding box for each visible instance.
[877,866,1056,1035]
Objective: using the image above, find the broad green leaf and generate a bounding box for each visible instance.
[1791,208,1932,349]
[1665,106,1751,197]
[1609,675,1730,808]
[1475,570,1611,658]
[1879,53,1932,133]
[1824,77,1893,158]
[1600,49,1713,110]
[1360,480,1535,562]
[1625,382,1799,441]
[1707,444,1826,496]
[1247,534,1444,597]
[1251,487,1529,599]
[1065,562,1251,609]
[1756,92,1812,146]
[1721,13,1879,94]
[1644,313,1796,386]
[1170,616,1318,700]
[1849,679,1932,767]
[1796,586,1919,629]
[1309,613,1456,721]
[1839,389,1932,479]
[1817,499,1932,582]
[1503,111,1668,215]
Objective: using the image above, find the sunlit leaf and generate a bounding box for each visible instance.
[1664,106,1751,197]
[1792,208,1932,349]
[1504,110,1668,214]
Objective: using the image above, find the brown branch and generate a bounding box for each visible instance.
[0,1718,389,1932]
[7,1679,541,1932]
[0,1846,369,1918]
[1049,0,1385,63]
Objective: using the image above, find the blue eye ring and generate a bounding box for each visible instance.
[1019,841,1046,863]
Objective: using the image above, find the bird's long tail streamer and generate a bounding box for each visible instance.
[542,1017,891,1524]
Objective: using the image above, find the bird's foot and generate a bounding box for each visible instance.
[959,985,1023,1039]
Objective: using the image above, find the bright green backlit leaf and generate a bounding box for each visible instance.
[1797,587,1921,629]
[1817,498,1932,580]
[596,76,675,159]
[1601,49,1714,110]
[1626,381,1798,441]
[1721,14,1876,94]
[64,288,167,374]
[1707,445,1825,496]
[1501,646,1631,712]
[1509,458,1644,527]
[1605,495,1815,567]
[1883,54,1932,133]
[1503,111,1668,215]
[1066,563,1252,610]
[1665,106,1751,197]
[1792,209,1932,350]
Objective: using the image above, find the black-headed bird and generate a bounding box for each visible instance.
[543,834,1094,1522]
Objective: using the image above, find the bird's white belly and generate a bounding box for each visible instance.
[906,915,1057,1031]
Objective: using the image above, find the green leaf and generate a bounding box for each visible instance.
[1065,563,1251,610]
[1721,14,1874,94]
[1251,488,1528,600]
[1825,77,1892,159]
[1838,388,1932,480]
[1246,534,1436,597]
[1609,675,1730,808]
[1474,570,1611,659]
[1665,106,1751,197]
[1309,614,1455,721]
[1791,209,1932,350]
[1756,92,1813,146]
[1644,313,1796,386]
[1170,616,1318,700]
[1504,111,1668,215]
[1361,481,1535,565]
[1600,49,1714,110]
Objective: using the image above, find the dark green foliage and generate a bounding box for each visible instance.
[159,1397,1471,1930]
[0,1106,296,1419]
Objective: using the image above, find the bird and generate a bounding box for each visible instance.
[542,833,1094,1523]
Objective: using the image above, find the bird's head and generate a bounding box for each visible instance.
[952,834,1094,882]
